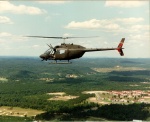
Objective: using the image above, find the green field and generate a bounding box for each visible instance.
[0,57,150,121]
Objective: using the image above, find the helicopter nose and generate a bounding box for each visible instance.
[39,54,45,59]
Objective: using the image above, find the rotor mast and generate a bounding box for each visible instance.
[63,38,66,44]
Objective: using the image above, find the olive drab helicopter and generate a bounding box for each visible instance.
[26,36,125,64]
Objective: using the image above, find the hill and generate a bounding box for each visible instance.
[0,57,150,121]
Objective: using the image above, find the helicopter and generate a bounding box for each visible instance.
[26,36,125,64]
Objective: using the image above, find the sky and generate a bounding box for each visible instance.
[0,0,150,58]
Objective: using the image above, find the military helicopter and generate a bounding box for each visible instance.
[27,36,125,63]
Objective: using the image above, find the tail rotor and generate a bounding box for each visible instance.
[117,38,125,56]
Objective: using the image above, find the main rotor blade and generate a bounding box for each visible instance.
[26,36,63,39]
[25,36,99,39]
[67,36,99,39]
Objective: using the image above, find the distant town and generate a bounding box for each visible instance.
[84,90,150,104]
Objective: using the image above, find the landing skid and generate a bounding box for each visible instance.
[49,62,72,64]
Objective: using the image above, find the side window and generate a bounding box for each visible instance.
[60,50,65,54]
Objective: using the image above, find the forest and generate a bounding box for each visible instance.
[0,57,150,121]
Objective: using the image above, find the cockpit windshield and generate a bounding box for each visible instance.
[44,48,54,55]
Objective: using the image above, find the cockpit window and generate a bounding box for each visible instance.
[55,49,65,54]
[44,48,54,54]
[55,50,60,54]
[60,50,65,54]
[45,49,50,53]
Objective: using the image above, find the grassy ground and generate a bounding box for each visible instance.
[0,106,44,117]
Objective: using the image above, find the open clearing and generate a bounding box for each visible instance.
[0,106,44,117]
[47,92,79,101]
[92,66,146,73]
[0,77,8,82]
[47,92,65,96]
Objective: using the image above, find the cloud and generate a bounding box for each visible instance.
[0,1,46,15]
[65,17,145,30]
[130,25,149,32]
[32,45,40,49]
[145,9,149,14]
[65,19,99,29]
[129,32,149,41]
[0,32,12,37]
[127,32,149,48]
[38,1,67,4]
[0,16,13,24]
[0,32,29,43]
[115,17,144,24]
[63,33,73,37]
[105,1,146,8]
[125,32,150,58]
[118,11,123,14]
[65,19,120,30]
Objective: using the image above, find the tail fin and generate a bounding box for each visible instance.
[117,38,125,56]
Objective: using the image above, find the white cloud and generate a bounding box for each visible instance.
[119,11,123,14]
[105,1,146,8]
[38,1,67,4]
[104,41,108,45]
[0,16,13,24]
[66,19,99,29]
[115,17,144,24]
[63,33,73,37]
[145,9,149,14]
[129,32,149,41]
[0,32,12,37]
[65,17,144,30]
[0,1,46,15]
[125,32,150,58]
[65,19,120,30]
[130,25,149,32]
[32,45,40,48]
[45,16,51,22]
[0,32,29,43]
[127,33,149,50]
[104,23,120,29]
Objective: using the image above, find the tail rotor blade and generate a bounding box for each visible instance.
[117,38,125,56]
